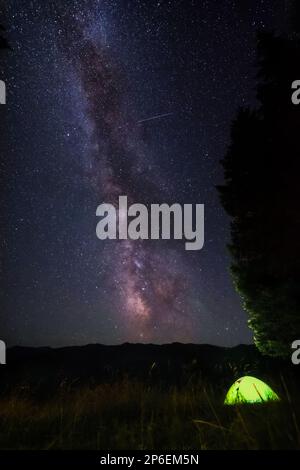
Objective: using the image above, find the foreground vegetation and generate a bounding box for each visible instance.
[0,376,300,450]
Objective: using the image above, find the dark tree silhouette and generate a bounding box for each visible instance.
[285,0,300,38]
[218,31,300,356]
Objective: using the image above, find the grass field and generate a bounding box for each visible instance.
[0,377,299,450]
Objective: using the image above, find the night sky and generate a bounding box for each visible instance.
[1,0,284,347]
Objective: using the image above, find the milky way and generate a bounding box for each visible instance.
[67,20,195,341]
[1,0,283,347]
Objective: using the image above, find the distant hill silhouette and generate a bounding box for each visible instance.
[0,343,294,399]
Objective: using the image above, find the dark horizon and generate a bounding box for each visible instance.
[6,340,255,350]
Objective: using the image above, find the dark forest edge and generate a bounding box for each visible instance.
[218,27,300,357]
[1,342,298,394]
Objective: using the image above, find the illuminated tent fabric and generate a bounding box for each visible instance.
[224,376,280,405]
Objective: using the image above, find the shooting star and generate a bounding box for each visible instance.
[138,112,173,124]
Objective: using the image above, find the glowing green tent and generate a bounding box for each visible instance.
[224,376,280,405]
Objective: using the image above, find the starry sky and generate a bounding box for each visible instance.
[1,0,284,347]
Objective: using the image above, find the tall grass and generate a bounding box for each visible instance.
[0,377,299,449]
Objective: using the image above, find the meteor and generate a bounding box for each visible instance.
[137,112,173,124]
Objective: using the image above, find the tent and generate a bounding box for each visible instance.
[224,376,280,405]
